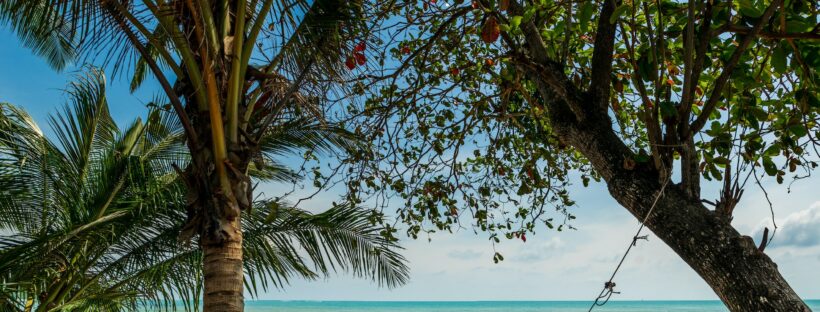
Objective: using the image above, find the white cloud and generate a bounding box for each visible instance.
[758,202,820,248]
[514,237,565,261]
[446,249,483,260]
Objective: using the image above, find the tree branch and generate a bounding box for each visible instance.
[589,0,619,114]
[678,0,713,129]
[678,0,697,120]
[687,0,784,137]
[679,0,713,199]
[507,0,586,121]
[720,24,820,40]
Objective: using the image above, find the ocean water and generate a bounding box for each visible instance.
[242,300,820,311]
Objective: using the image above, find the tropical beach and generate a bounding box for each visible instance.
[1,0,819,311]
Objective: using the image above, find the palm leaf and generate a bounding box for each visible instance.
[0,68,407,311]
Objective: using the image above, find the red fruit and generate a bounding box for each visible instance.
[481,16,500,43]
[354,52,366,65]
[666,78,675,86]
[472,1,479,9]
[345,56,356,70]
[354,42,366,52]
[521,233,527,243]
[430,0,437,4]
[401,46,411,55]
[485,58,495,66]
[450,67,460,76]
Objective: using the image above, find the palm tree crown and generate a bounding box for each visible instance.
[0,69,407,312]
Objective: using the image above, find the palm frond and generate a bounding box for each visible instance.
[259,117,361,157]
[268,0,365,80]
[0,0,78,69]
[0,0,150,77]
[243,200,410,292]
[48,68,117,183]
[0,66,407,311]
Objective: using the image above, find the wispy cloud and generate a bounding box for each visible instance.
[446,249,484,260]
[758,202,820,248]
[515,237,565,261]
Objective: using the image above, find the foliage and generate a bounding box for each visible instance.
[0,1,383,308]
[336,0,820,252]
[0,70,408,311]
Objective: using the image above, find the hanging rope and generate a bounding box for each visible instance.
[588,178,671,311]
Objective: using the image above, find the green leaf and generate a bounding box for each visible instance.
[510,16,523,30]
[764,143,781,156]
[610,4,630,24]
[763,156,777,176]
[713,156,730,165]
[771,44,788,74]
[709,165,723,181]
[660,101,678,118]
[578,2,595,33]
[516,183,532,195]
[738,0,763,18]
[786,20,813,33]
[789,124,807,137]
[523,7,536,23]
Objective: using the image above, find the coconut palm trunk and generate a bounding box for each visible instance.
[184,123,250,310]
[202,221,244,310]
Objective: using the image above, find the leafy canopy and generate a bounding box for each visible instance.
[334,0,820,251]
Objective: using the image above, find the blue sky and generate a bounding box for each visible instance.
[2,27,819,301]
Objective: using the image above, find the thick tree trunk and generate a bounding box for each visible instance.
[508,13,810,301]
[608,172,810,311]
[182,115,250,312]
[201,218,244,312]
[549,106,810,311]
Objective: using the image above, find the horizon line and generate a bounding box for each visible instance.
[244,299,820,302]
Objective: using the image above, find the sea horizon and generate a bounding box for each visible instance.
[232,299,820,311]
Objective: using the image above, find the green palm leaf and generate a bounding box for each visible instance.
[0,69,407,311]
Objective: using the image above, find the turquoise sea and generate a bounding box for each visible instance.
[242,300,820,311]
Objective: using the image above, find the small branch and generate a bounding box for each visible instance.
[758,227,769,252]
[589,0,619,113]
[679,0,713,134]
[688,0,784,136]
[720,24,820,40]
[678,0,697,119]
[508,0,586,121]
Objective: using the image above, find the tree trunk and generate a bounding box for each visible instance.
[542,100,811,311]
[201,218,244,312]
[609,172,810,311]
[503,19,810,303]
[182,114,250,312]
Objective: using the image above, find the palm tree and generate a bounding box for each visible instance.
[0,1,370,309]
[0,70,407,311]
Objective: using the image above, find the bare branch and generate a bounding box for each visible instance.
[589,0,619,114]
